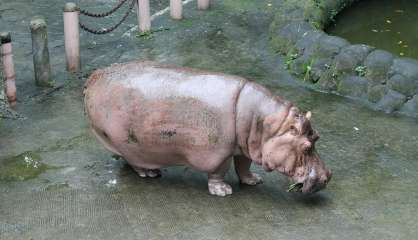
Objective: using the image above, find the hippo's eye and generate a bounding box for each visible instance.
[289,125,298,135]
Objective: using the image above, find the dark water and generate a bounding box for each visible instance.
[327,0,418,59]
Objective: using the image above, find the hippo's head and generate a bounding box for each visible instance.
[248,107,331,193]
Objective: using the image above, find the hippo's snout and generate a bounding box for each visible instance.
[301,168,332,193]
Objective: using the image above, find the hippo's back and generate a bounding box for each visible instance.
[84,61,247,170]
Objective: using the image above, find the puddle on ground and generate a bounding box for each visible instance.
[327,0,418,58]
[0,151,54,182]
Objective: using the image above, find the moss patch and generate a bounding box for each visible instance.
[0,151,54,182]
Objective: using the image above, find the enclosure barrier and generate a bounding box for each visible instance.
[63,3,80,73]
[30,16,53,87]
[63,0,211,72]
[0,32,17,107]
[198,0,210,10]
[170,0,183,20]
[137,0,151,32]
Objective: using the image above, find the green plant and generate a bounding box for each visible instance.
[303,59,315,81]
[137,30,153,40]
[355,65,367,77]
[136,27,170,40]
[285,52,299,69]
[311,21,321,29]
[329,9,338,22]
[312,0,322,8]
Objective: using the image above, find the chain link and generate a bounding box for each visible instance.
[79,0,136,35]
[80,0,130,18]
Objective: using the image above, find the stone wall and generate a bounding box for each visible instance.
[269,0,418,117]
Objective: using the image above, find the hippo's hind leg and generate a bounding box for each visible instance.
[234,155,263,185]
[133,166,161,178]
[208,158,233,197]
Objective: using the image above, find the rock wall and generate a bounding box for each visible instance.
[270,0,418,117]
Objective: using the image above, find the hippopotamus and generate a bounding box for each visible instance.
[84,61,332,196]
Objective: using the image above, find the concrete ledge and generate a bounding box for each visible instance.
[269,0,418,117]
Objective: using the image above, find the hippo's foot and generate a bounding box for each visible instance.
[240,173,263,185]
[208,180,232,197]
[134,167,161,178]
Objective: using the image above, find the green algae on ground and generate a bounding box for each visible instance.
[0,151,51,182]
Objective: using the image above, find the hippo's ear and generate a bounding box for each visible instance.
[306,111,312,120]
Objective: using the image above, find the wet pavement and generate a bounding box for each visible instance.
[1,0,417,239]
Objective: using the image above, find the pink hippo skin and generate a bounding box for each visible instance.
[84,61,332,196]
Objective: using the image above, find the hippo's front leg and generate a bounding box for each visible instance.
[234,155,263,185]
[208,158,233,197]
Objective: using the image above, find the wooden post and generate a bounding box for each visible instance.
[63,2,80,73]
[137,0,151,32]
[0,32,17,107]
[30,16,54,87]
[198,0,210,10]
[170,0,183,20]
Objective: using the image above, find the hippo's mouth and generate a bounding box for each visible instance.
[286,182,304,192]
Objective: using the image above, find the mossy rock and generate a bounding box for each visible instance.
[309,57,333,83]
[314,35,350,58]
[294,30,325,56]
[400,95,418,117]
[364,50,394,85]
[338,76,368,98]
[317,68,338,91]
[388,74,417,97]
[367,84,388,103]
[376,90,407,113]
[271,21,313,54]
[334,44,374,74]
[390,58,418,82]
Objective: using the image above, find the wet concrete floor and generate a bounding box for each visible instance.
[1,0,417,239]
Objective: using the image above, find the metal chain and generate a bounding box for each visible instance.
[79,0,136,35]
[80,0,130,18]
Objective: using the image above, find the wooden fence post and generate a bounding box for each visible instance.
[30,16,53,87]
[198,0,210,10]
[63,2,80,73]
[137,0,151,32]
[170,0,183,20]
[0,32,17,107]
